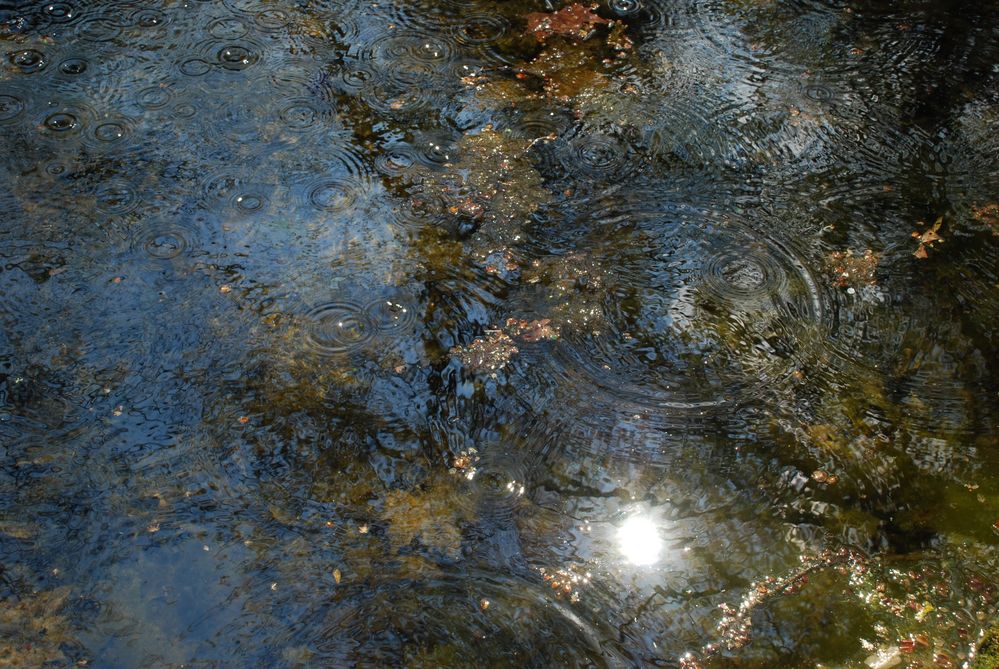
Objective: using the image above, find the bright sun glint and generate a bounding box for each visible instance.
[617,515,662,566]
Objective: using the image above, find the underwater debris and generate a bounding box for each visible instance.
[524,3,610,43]
[525,42,609,99]
[480,248,520,279]
[970,203,999,235]
[451,331,519,373]
[828,249,879,289]
[0,587,76,668]
[705,548,868,656]
[407,126,550,247]
[538,564,590,603]
[449,448,479,479]
[451,317,561,373]
[382,478,472,557]
[503,317,559,342]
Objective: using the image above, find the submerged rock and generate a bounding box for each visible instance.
[865,646,902,669]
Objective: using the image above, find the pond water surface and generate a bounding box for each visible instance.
[1,0,998,667]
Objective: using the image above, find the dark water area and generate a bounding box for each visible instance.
[1,0,998,666]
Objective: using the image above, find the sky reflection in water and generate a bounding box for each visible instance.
[0,0,997,666]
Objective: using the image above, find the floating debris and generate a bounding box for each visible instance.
[970,203,999,234]
[913,216,945,259]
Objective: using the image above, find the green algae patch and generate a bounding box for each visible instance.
[972,623,999,669]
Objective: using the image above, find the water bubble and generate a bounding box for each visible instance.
[366,31,456,67]
[208,17,249,40]
[467,448,531,523]
[304,302,375,355]
[94,181,139,214]
[451,15,508,46]
[374,144,418,176]
[58,57,88,75]
[202,172,242,204]
[702,249,786,301]
[43,111,80,133]
[804,85,831,104]
[364,297,416,333]
[307,178,360,213]
[254,9,289,32]
[232,191,267,213]
[92,121,128,143]
[76,18,122,42]
[9,49,46,73]
[43,3,76,22]
[172,103,196,118]
[216,44,259,71]
[339,66,374,92]
[179,58,211,76]
[411,132,457,168]
[560,130,635,180]
[142,230,188,259]
[609,0,643,17]
[136,85,172,109]
[361,78,439,117]
[131,9,166,28]
[278,99,320,130]
[0,94,25,123]
[45,161,69,176]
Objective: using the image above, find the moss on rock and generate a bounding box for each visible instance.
[972,623,999,669]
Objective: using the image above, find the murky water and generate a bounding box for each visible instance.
[1,0,998,666]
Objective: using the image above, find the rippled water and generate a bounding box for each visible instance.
[1,0,998,666]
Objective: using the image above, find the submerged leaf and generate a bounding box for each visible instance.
[524,3,609,43]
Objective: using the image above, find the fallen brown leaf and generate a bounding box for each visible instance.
[524,3,609,43]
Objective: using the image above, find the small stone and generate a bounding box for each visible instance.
[865,645,901,669]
